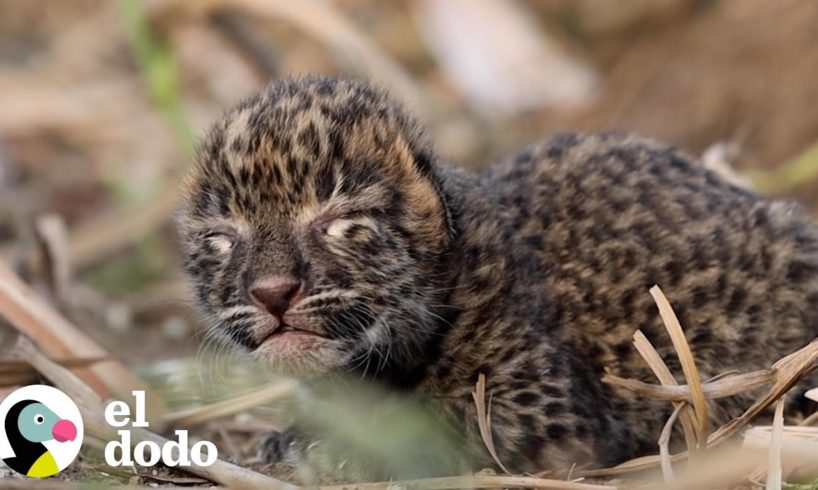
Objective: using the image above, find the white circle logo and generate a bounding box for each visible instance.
[0,385,84,478]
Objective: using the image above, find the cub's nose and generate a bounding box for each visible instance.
[250,276,302,318]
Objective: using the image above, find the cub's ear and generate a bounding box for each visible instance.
[408,145,457,247]
[349,116,457,250]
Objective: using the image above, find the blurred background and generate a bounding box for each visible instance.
[0,0,818,482]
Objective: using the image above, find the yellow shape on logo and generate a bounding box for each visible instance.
[27,451,60,478]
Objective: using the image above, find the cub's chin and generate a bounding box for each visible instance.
[251,332,349,377]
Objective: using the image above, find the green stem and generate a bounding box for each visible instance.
[751,141,818,194]
[118,0,193,155]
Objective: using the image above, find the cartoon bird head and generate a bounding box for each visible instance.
[3,399,77,478]
[13,400,77,443]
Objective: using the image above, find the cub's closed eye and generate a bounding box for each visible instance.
[312,211,370,237]
[204,231,236,254]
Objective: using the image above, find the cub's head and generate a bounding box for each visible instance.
[179,77,455,377]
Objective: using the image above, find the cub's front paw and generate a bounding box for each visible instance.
[257,428,299,465]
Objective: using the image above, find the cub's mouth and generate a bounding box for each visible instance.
[251,316,344,376]
[261,324,329,342]
[256,318,332,351]
[246,301,382,375]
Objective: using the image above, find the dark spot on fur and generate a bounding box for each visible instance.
[546,424,569,441]
[513,391,540,406]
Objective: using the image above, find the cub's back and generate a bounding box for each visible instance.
[483,132,818,419]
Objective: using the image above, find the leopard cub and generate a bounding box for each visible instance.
[179,76,818,475]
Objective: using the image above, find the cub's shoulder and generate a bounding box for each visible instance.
[483,131,755,201]
[486,132,691,177]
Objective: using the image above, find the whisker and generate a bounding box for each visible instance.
[295,289,361,308]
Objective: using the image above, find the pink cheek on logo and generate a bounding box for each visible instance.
[52,419,77,442]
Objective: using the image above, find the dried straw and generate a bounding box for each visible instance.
[659,404,684,482]
[163,379,298,427]
[649,285,709,450]
[603,368,773,401]
[321,475,616,490]
[765,398,785,490]
[578,288,818,480]
[631,330,698,450]
[472,372,513,475]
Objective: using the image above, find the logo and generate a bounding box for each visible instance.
[103,391,217,468]
[0,385,83,478]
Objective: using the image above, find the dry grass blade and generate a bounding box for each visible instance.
[806,387,818,403]
[0,262,106,361]
[744,425,818,449]
[34,214,72,303]
[803,411,818,426]
[12,336,132,441]
[0,261,167,422]
[578,338,818,478]
[745,425,818,485]
[0,483,165,489]
[659,404,684,482]
[472,372,513,475]
[766,398,785,490]
[132,427,299,490]
[0,356,110,387]
[602,368,773,401]
[707,339,818,445]
[649,285,709,449]
[576,454,671,478]
[639,445,767,490]
[163,379,298,427]
[320,475,616,490]
[0,358,38,386]
[632,329,698,451]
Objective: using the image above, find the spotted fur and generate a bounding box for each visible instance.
[179,76,818,474]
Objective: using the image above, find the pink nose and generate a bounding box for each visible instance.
[52,419,77,442]
[250,276,303,319]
